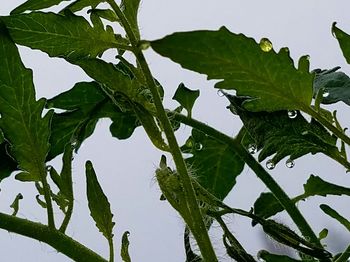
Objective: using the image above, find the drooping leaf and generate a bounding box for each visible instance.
[226,95,337,165]
[47,81,139,159]
[121,231,131,262]
[332,22,350,64]
[10,193,23,216]
[11,0,71,14]
[313,67,350,106]
[1,11,126,59]
[258,250,302,262]
[151,27,314,112]
[121,0,141,40]
[181,129,244,200]
[0,143,18,182]
[320,204,350,232]
[85,160,115,240]
[0,23,52,182]
[62,0,106,13]
[172,83,200,117]
[254,175,350,220]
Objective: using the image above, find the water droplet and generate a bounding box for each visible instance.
[217,89,225,97]
[195,143,203,151]
[247,144,257,154]
[46,165,52,172]
[259,38,273,52]
[287,110,297,119]
[301,131,309,135]
[322,91,330,97]
[266,159,275,170]
[285,158,295,168]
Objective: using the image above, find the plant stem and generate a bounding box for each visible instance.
[305,106,350,146]
[40,171,55,229]
[172,113,323,248]
[0,212,106,262]
[335,244,350,262]
[59,201,73,233]
[108,237,114,262]
[106,1,217,260]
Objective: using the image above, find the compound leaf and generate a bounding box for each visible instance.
[151,27,313,112]
[47,81,139,159]
[181,129,244,200]
[332,23,350,64]
[313,67,350,106]
[1,11,123,59]
[11,0,70,14]
[85,160,115,240]
[172,83,200,117]
[0,24,51,182]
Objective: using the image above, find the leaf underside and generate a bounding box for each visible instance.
[151,27,314,112]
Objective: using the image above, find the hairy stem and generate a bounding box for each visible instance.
[0,212,106,262]
[106,0,217,260]
[40,171,55,229]
[172,112,323,248]
[108,237,114,262]
[59,201,73,233]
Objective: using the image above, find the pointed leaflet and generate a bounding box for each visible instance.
[172,83,200,117]
[121,0,141,40]
[0,24,51,181]
[85,161,115,240]
[225,95,337,165]
[313,67,350,106]
[47,81,139,159]
[1,11,125,59]
[181,129,244,200]
[320,204,350,232]
[11,0,71,14]
[151,27,314,112]
[121,231,131,262]
[254,175,350,219]
[332,23,350,64]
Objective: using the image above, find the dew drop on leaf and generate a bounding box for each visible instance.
[195,143,203,151]
[247,143,257,154]
[46,165,52,172]
[285,158,295,168]
[322,90,330,98]
[266,159,275,170]
[259,38,273,52]
[217,89,225,97]
[287,110,297,119]
[301,131,309,135]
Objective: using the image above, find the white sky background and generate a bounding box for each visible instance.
[1,1,350,261]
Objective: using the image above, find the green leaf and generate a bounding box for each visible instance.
[254,175,350,220]
[332,22,350,64]
[226,95,337,165]
[172,83,200,117]
[47,81,139,159]
[85,160,115,240]
[62,0,106,13]
[10,193,23,216]
[181,129,244,200]
[0,143,18,182]
[151,27,313,112]
[258,250,302,262]
[320,204,350,232]
[0,23,52,182]
[11,0,71,14]
[121,0,141,40]
[318,228,328,240]
[89,9,118,23]
[1,11,123,59]
[121,231,131,262]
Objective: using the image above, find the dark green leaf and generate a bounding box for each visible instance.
[318,228,328,240]
[226,95,337,165]
[11,0,70,14]
[332,22,350,64]
[0,143,18,182]
[85,160,115,240]
[1,11,123,59]
[320,204,350,232]
[10,193,23,216]
[121,231,131,262]
[60,144,73,200]
[47,81,139,159]
[313,67,350,106]
[89,9,118,23]
[62,0,106,13]
[0,23,52,182]
[151,27,313,112]
[181,129,244,200]
[172,83,200,117]
[253,192,283,220]
[258,250,302,262]
[121,0,141,40]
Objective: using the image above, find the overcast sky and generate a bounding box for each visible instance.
[1,1,350,261]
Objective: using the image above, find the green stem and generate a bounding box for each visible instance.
[172,112,323,248]
[40,172,55,229]
[0,212,106,262]
[106,1,217,260]
[59,201,73,233]
[305,106,350,146]
[108,237,114,262]
[335,244,350,262]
